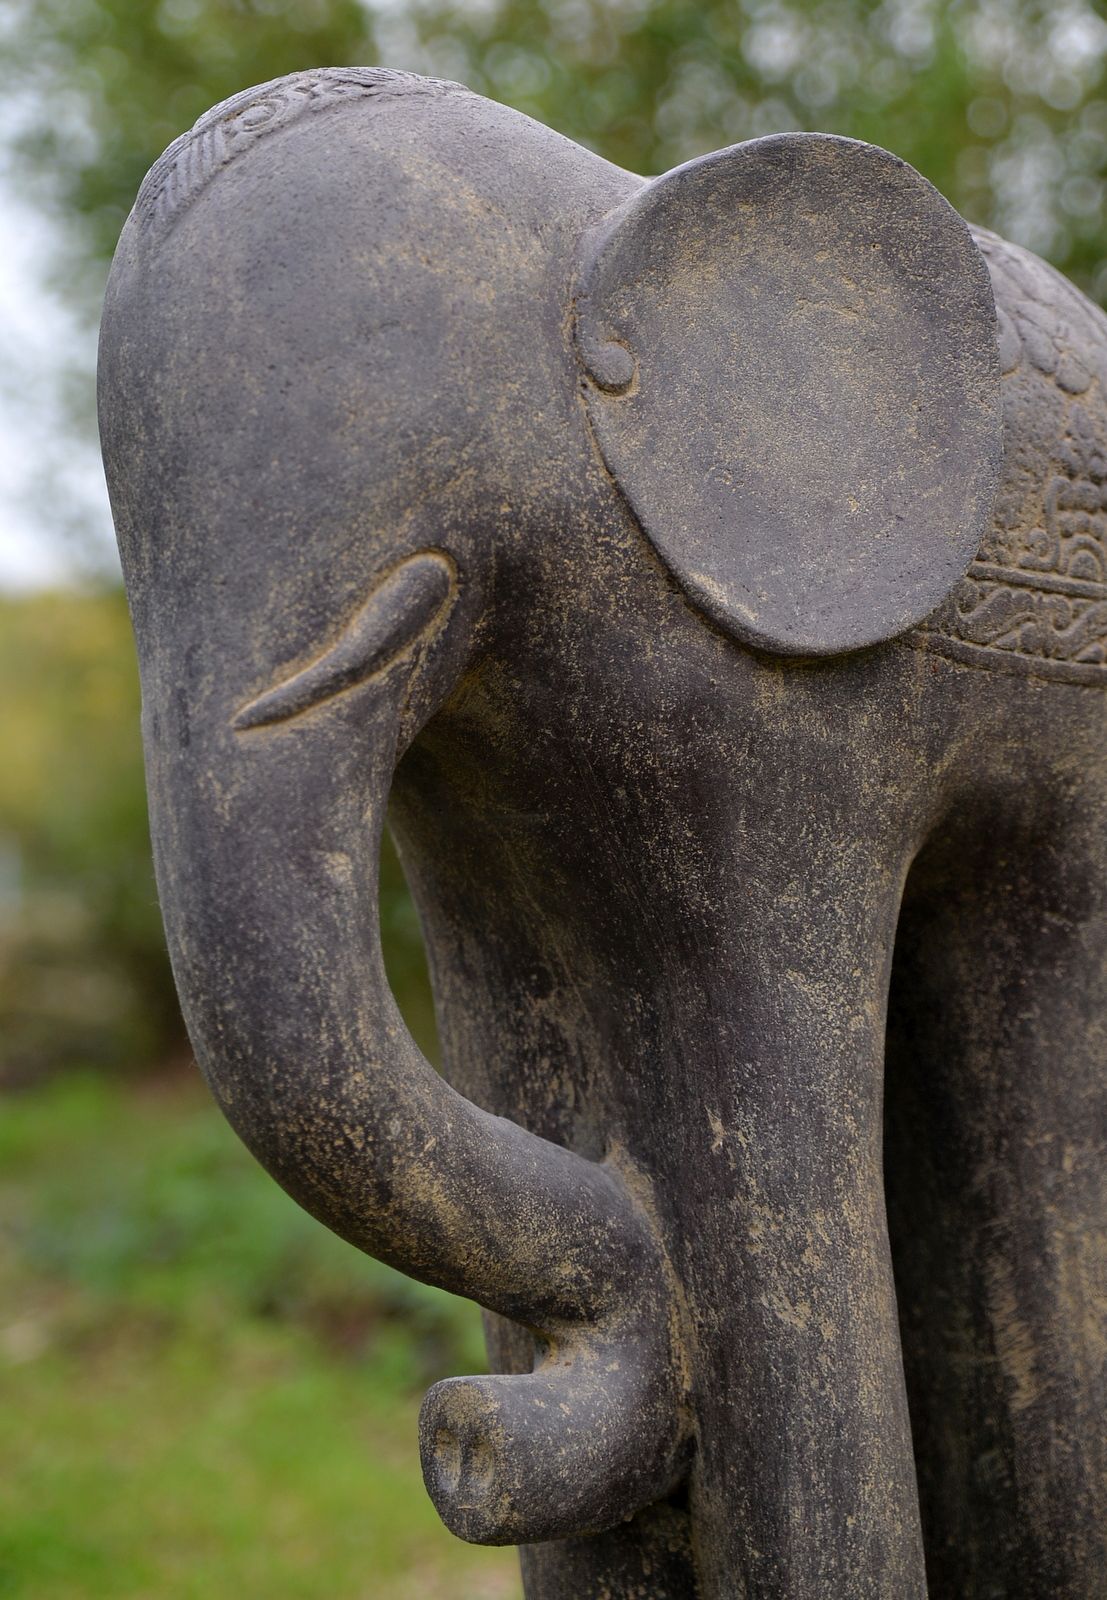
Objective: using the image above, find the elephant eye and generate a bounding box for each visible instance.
[233,551,455,731]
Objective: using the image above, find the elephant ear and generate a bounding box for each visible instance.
[574,133,1003,657]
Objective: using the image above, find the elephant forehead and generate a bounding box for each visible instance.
[574,134,1003,659]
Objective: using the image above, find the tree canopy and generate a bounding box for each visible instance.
[6,0,1107,315]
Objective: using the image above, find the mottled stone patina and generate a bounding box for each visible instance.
[99,70,1107,1598]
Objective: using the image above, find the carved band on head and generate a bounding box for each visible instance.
[133,67,470,234]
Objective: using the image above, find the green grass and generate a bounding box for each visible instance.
[0,1070,521,1599]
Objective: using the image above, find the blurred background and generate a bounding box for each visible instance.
[1,2,1105,1595]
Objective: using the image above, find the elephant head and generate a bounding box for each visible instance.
[98,67,1002,1556]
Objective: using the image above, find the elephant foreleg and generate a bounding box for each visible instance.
[667,844,927,1599]
[886,793,1107,1598]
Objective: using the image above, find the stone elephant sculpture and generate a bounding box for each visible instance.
[98,68,1107,1600]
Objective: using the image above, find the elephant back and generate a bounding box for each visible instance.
[913,230,1107,686]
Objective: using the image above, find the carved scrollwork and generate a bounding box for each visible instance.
[912,230,1107,687]
[134,68,468,232]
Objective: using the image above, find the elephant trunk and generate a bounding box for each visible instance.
[97,69,689,1543]
[129,547,686,1541]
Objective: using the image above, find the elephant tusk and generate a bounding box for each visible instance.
[233,550,456,730]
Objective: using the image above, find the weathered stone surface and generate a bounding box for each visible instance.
[99,69,1107,1598]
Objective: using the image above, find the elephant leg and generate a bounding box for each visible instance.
[886,792,1107,1598]
[516,1505,697,1600]
[670,837,928,1599]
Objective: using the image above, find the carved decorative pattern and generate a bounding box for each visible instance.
[912,229,1107,686]
[134,68,468,232]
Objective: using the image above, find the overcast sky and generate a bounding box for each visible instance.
[0,151,116,592]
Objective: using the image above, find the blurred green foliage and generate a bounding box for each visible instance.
[0,1069,485,1377]
[0,590,436,1080]
[5,0,1107,315]
[400,0,1107,292]
[0,1069,518,1598]
[0,590,177,1079]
